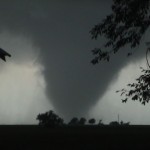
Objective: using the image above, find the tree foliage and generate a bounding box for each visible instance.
[78,117,87,125]
[109,120,130,126]
[117,67,150,105]
[36,111,130,126]
[68,117,79,126]
[90,0,150,64]
[88,118,96,125]
[109,121,120,126]
[90,0,150,105]
[36,110,64,127]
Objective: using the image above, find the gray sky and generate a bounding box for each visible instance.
[0,0,149,124]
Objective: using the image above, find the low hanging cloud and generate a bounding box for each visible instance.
[89,58,150,124]
[0,32,53,124]
[0,0,146,123]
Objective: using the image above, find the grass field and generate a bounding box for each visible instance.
[0,125,149,149]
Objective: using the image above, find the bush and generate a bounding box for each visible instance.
[36,110,64,127]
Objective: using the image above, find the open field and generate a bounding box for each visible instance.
[0,125,149,149]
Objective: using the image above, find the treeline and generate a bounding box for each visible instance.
[36,110,130,127]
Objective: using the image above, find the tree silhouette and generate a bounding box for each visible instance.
[90,0,150,64]
[68,117,79,126]
[90,0,150,104]
[78,117,86,125]
[116,67,150,105]
[88,118,96,125]
[109,121,120,126]
[36,110,64,127]
[120,120,130,126]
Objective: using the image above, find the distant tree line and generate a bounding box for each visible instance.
[36,110,130,127]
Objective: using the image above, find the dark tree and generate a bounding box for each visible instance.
[120,120,130,126]
[88,118,96,125]
[36,110,64,127]
[90,0,150,64]
[78,117,86,125]
[68,117,79,126]
[90,0,150,104]
[116,67,150,104]
[109,121,120,126]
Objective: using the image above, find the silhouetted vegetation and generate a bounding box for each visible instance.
[78,117,86,125]
[109,121,120,126]
[120,120,130,126]
[37,110,130,127]
[68,117,79,126]
[90,0,150,63]
[36,110,64,127]
[88,118,96,125]
[90,0,150,105]
[68,117,87,126]
[109,120,130,126]
[117,67,150,105]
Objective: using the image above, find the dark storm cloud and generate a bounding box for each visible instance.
[0,0,145,119]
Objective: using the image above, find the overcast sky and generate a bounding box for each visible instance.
[0,0,149,124]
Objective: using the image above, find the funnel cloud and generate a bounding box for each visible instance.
[0,0,146,122]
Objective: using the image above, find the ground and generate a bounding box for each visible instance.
[0,125,149,149]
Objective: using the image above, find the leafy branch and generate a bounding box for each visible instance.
[90,0,150,64]
[117,67,150,105]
